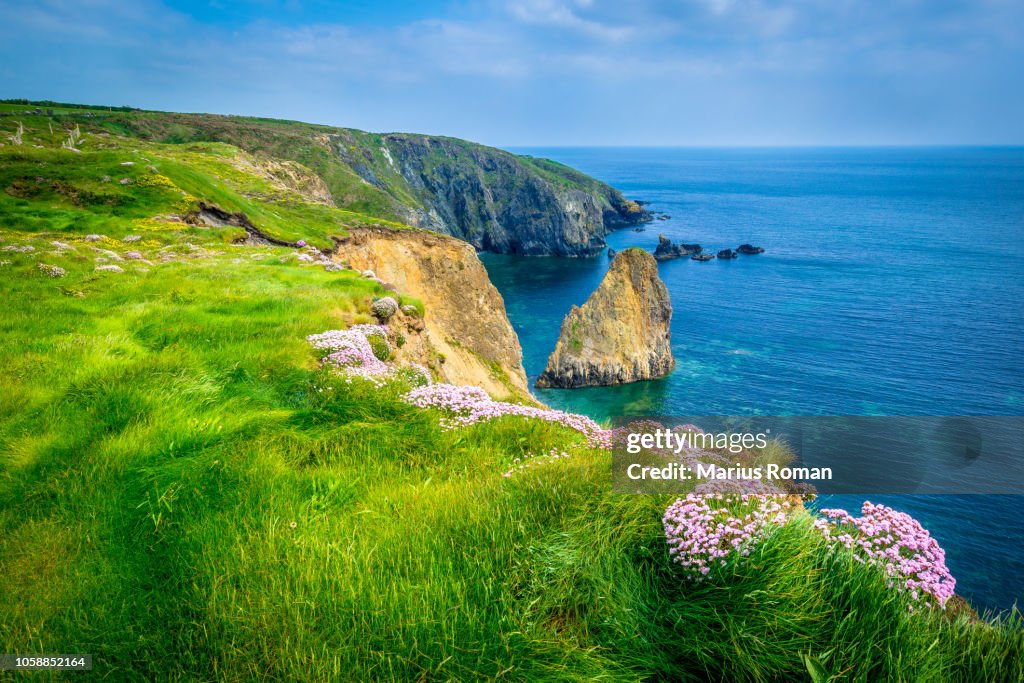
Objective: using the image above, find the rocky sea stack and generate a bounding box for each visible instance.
[536,248,674,388]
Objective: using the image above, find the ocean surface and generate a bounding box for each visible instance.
[482,147,1024,612]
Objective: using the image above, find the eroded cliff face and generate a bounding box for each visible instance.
[105,113,650,256]
[331,133,651,256]
[332,227,530,399]
[537,248,674,388]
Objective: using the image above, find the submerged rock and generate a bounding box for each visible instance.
[537,248,674,388]
[654,233,702,261]
[691,253,715,261]
[737,243,765,255]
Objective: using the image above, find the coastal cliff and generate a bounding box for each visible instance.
[537,248,674,388]
[332,227,530,399]
[330,132,650,255]
[102,112,651,256]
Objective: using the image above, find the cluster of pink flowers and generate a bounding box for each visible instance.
[663,493,795,581]
[306,328,391,385]
[307,325,386,351]
[401,363,433,387]
[291,245,340,272]
[402,383,611,448]
[815,502,955,608]
[403,383,491,412]
[307,327,431,388]
[37,263,66,278]
[349,323,391,354]
[308,324,616,453]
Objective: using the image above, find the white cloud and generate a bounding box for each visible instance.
[506,0,635,41]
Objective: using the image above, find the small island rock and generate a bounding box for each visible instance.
[537,249,674,388]
[737,243,765,254]
[654,233,702,261]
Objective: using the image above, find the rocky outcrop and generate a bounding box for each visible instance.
[717,248,738,259]
[330,133,652,256]
[537,248,674,388]
[737,243,765,254]
[654,234,702,261]
[228,152,335,206]
[332,227,529,399]
[193,202,299,248]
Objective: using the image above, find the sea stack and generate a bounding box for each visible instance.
[536,248,674,388]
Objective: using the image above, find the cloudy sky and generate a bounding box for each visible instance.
[0,0,1021,146]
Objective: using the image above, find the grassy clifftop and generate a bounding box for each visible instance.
[2,101,650,254]
[1,113,1022,680]
[0,115,413,248]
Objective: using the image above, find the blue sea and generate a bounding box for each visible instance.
[483,147,1024,613]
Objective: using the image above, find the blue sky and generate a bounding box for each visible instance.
[0,0,1021,146]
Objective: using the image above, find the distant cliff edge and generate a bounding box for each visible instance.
[104,112,652,256]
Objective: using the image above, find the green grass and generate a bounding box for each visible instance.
[3,102,643,235]
[0,120,408,249]
[1,117,1022,681]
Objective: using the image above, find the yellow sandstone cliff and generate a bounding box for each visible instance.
[333,227,530,400]
[537,248,674,388]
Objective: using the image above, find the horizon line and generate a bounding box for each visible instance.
[502,143,1024,150]
[3,97,1022,149]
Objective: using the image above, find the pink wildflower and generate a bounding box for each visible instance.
[663,493,795,582]
[403,383,611,448]
[816,502,955,608]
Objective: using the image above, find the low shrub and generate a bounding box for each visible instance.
[371,296,398,321]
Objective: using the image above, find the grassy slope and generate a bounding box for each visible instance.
[1,117,1022,681]
[96,112,412,223]
[0,117,409,249]
[6,105,634,227]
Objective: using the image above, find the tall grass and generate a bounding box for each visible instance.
[1,129,1022,681]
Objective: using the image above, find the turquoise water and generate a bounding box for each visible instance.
[482,147,1024,612]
